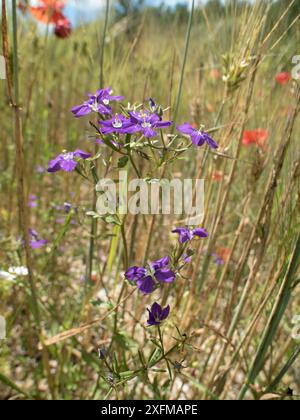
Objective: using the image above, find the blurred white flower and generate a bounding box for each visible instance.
[8,266,29,276]
[0,270,16,282]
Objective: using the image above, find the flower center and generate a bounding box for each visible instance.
[62,153,74,161]
[112,117,123,129]
[103,99,110,106]
[141,121,151,129]
[90,100,99,112]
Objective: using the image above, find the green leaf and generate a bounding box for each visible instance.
[0,372,30,398]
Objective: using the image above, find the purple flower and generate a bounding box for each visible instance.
[125,266,155,294]
[29,229,47,250]
[151,257,176,284]
[64,202,72,213]
[147,302,170,326]
[35,165,46,174]
[172,227,209,244]
[177,123,218,149]
[28,195,38,208]
[71,87,124,118]
[47,150,91,173]
[125,256,176,295]
[129,111,172,138]
[137,275,156,295]
[172,227,193,244]
[99,114,138,135]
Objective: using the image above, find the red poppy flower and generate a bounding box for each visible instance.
[276,72,291,86]
[242,129,269,148]
[216,247,231,262]
[30,1,66,24]
[210,69,221,79]
[212,170,224,182]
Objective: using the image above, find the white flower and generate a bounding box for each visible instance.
[0,270,16,282]
[8,266,29,276]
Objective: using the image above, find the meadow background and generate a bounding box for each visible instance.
[0,0,300,400]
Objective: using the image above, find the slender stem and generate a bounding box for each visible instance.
[100,0,110,88]
[172,0,195,129]
[86,0,110,282]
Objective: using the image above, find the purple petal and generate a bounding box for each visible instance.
[161,305,170,321]
[152,256,170,270]
[155,120,173,128]
[125,266,147,282]
[147,309,158,326]
[137,276,156,295]
[155,268,176,283]
[30,239,47,249]
[60,159,78,172]
[47,156,62,173]
[192,228,209,238]
[110,95,124,101]
[191,132,206,147]
[143,127,157,138]
[172,227,193,244]
[151,302,162,319]
[177,123,194,135]
[73,150,91,159]
[71,104,91,118]
[204,133,219,149]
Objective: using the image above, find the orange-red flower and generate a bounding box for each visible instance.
[276,72,291,86]
[210,69,221,79]
[242,129,269,148]
[30,1,67,24]
[28,1,72,38]
[212,170,224,181]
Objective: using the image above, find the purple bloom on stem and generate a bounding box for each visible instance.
[177,123,218,149]
[151,256,176,283]
[47,150,91,173]
[147,302,170,326]
[99,114,138,135]
[125,266,155,294]
[129,111,172,138]
[125,256,176,294]
[172,227,193,244]
[71,87,124,118]
[137,275,156,295]
[172,227,209,244]
[64,202,72,213]
[29,229,47,250]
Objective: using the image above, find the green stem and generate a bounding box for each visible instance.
[172,0,195,129]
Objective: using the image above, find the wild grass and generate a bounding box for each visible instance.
[0,0,300,400]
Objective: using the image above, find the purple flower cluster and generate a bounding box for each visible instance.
[125,256,176,295]
[172,227,209,244]
[98,111,172,138]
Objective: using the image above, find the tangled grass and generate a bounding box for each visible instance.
[0,0,300,400]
